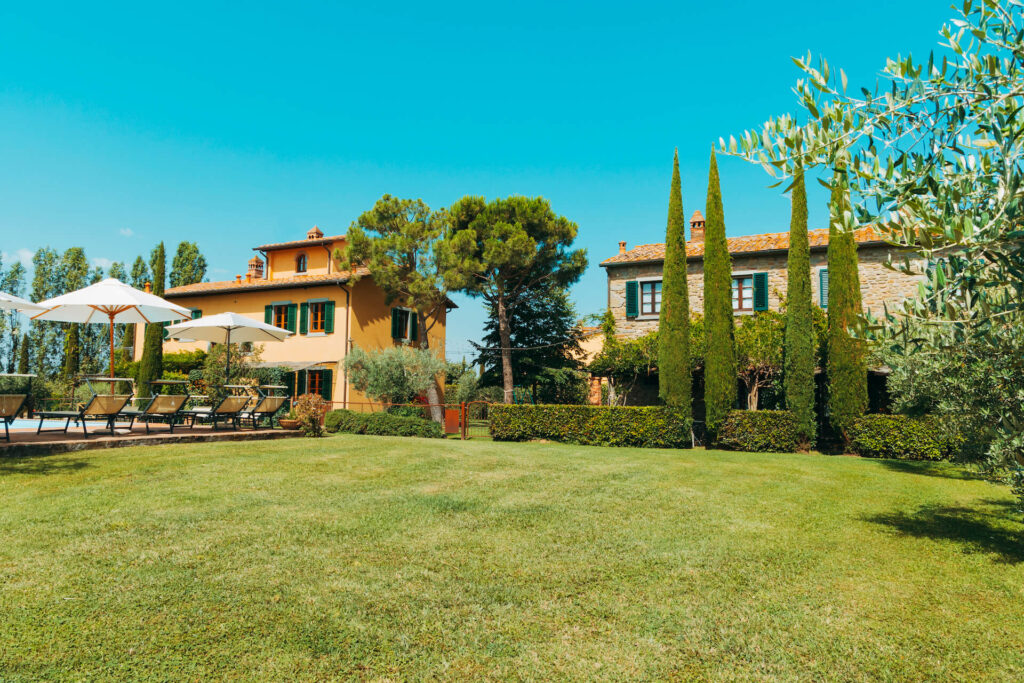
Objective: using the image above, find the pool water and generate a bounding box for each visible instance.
[7,418,99,431]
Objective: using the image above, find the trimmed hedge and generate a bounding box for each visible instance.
[324,409,443,439]
[717,410,801,453]
[489,405,692,448]
[847,414,962,461]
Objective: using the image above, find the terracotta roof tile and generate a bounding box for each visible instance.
[601,226,886,266]
[253,234,346,252]
[165,268,369,298]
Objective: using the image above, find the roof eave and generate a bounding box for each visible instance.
[165,276,352,298]
[600,240,890,268]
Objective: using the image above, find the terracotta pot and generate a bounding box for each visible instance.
[278,418,300,430]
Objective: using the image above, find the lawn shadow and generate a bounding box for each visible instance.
[872,458,987,481]
[0,454,94,476]
[863,499,1024,564]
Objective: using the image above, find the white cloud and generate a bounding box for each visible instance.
[119,228,134,237]
[2,249,34,269]
[92,257,114,270]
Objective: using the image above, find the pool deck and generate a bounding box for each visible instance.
[1,423,302,457]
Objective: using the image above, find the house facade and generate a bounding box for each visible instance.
[132,226,449,407]
[600,211,922,337]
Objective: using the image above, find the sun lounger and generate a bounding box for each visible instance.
[130,380,191,434]
[36,393,134,436]
[0,393,29,442]
[183,393,252,431]
[241,396,289,429]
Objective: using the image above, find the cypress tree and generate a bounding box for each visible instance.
[137,242,166,397]
[826,164,868,436]
[784,168,816,445]
[658,149,692,416]
[17,334,29,374]
[702,149,736,437]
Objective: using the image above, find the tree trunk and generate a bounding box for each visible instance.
[496,296,514,403]
[748,382,759,411]
[417,313,444,423]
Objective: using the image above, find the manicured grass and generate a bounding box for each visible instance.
[1,437,1022,680]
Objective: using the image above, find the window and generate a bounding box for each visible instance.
[819,268,829,308]
[309,301,326,333]
[640,280,661,315]
[732,275,754,312]
[307,370,322,396]
[273,304,289,329]
[391,307,417,342]
[295,253,307,273]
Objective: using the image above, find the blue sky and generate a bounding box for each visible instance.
[0,1,953,359]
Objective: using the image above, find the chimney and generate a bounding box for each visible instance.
[689,210,706,242]
[248,256,265,280]
[144,282,151,293]
[246,272,252,284]
[618,241,627,255]
[307,225,324,240]
[235,274,242,284]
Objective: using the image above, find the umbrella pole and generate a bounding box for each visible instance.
[109,312,116,379]
[225,327,231,383]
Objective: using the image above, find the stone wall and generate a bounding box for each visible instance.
[605,245,922,338]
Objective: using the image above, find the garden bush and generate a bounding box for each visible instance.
[847,414,963,461]
[324,409,443,439]
[717,410,801,453]
[489,404,692,448]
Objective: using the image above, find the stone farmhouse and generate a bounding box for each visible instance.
[600,210,921,337]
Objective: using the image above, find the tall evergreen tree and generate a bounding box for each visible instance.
[58,248,90,379]
[826,164,868,436]
[0,260,27,371]
[658,149,692,416]
[17,334,29,374]
[784,168,816,445]
[169,241,208,288]
[472,281,586,404]
[129,256,150,289]
[138,243,166,397]
[29,247,61,378]
[702,149,737,438]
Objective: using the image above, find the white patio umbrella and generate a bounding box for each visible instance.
[32,278,192,377]
[0,291,45,312]
[163,311,292,382]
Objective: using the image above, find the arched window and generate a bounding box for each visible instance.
[295,253,308,273]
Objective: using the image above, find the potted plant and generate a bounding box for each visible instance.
[278,408,300,430]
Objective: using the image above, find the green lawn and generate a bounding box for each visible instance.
[1,437,1022,680]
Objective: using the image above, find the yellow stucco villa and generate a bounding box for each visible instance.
[132,226,450,407]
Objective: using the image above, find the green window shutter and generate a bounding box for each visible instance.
[295,369,307,395]
[753,272,769,311]
[410,312,418,342]
[819,269,829,308]
[264,305,273,325]
[625,281,639,317]
[320,369,333,401]
[299,302,309,335]
[286,303,297,333]
[191,308,202,320]
[284,371,295,397]
[162,321,170,340]
[390,308,401,339]
[324,301,335,334]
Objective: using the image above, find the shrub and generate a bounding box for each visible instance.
[324,409,368,434]
[717,410,801,453]
[489,404,692,448]
[364,413,443,438]
[324,409,443,438]
[293,393,326,437]
[386,404,427,419]
[847,414,963,461]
